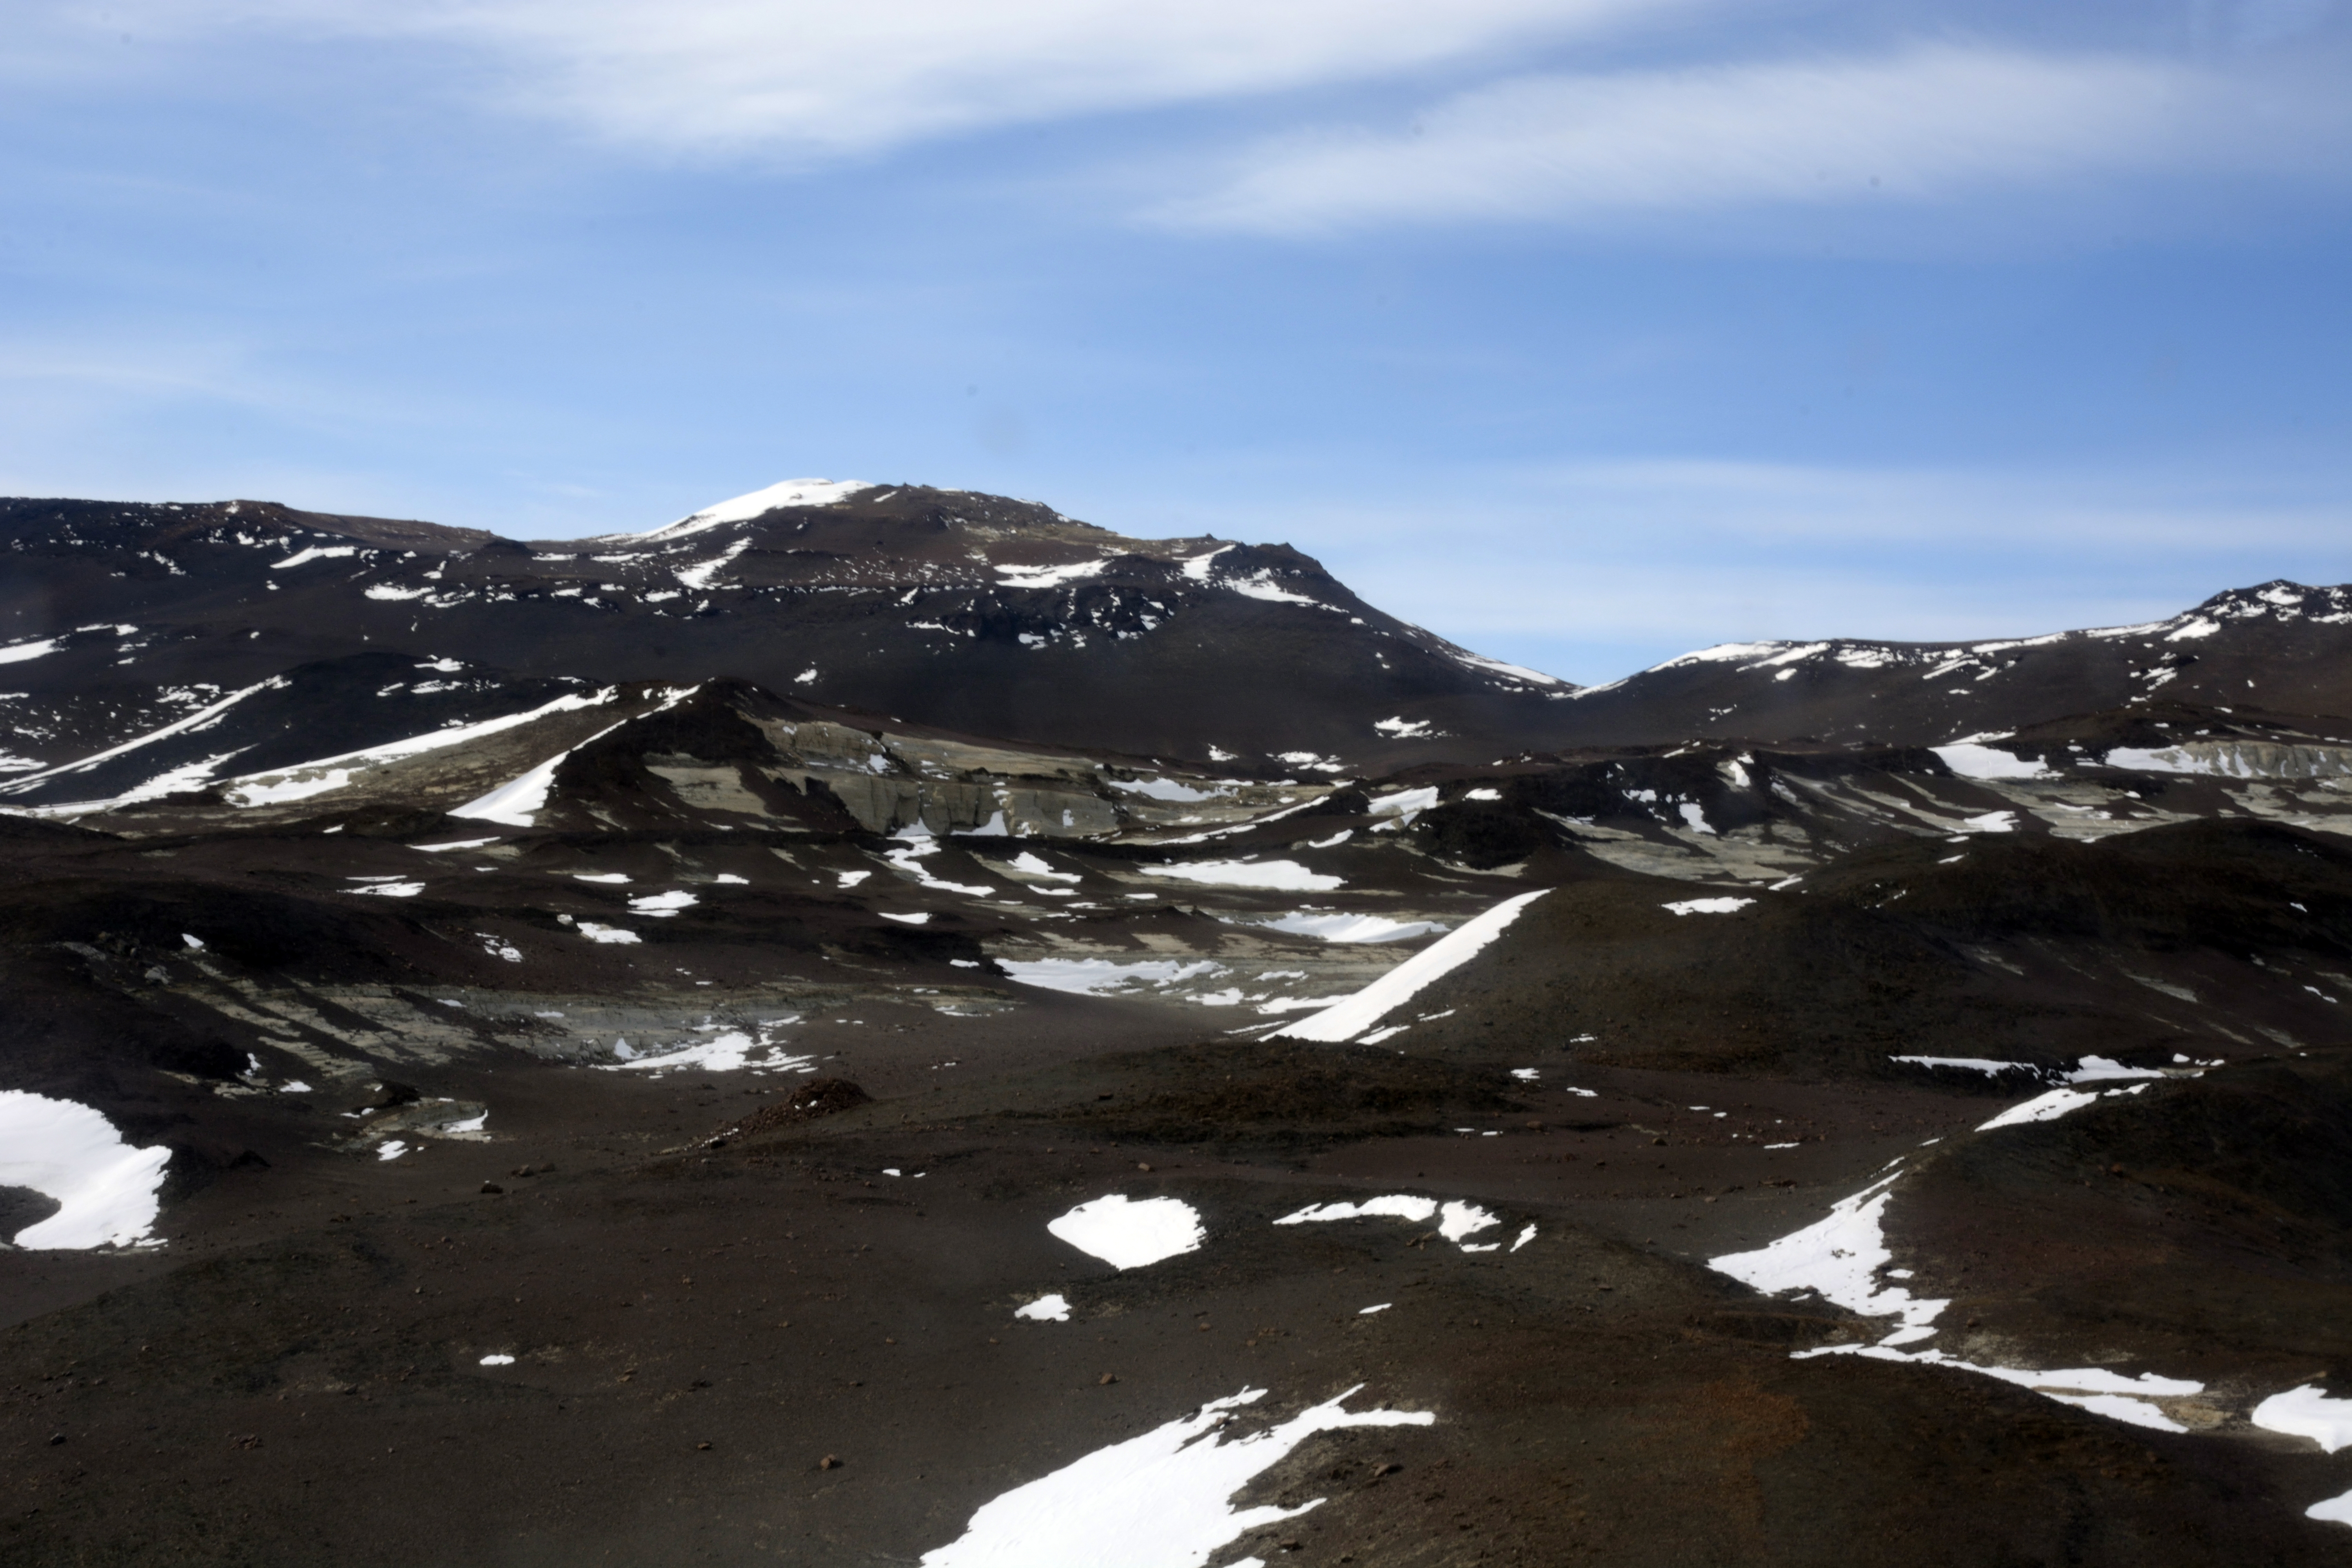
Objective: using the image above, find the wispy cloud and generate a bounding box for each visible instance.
[120,0,1682,157]
[1149,44,2347,234]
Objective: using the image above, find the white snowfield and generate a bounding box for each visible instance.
[1890,1055,2039,1077]
[1274,1194,1503,1252]
[1251,911,1446,944]
[1931,742,2051,780]
[270,544,359,570]
[601,1029,811,1076]
[1014,1293,1071,1323]
[1663,896,1753,916]
[995,558,1109,590]
[2254,1387,2352,1528]
[1712,1060,2312,1443]
[1450,650,1563,686]
[996,956,1225,998]
[1047,1194,1205,1270]
[1975,1082,2146,1132]
[0,1091,172,1249]
[2252,1385,2352,1453]
[1279,889,1548,1043]
[1366,786,1439,817]
[919,1384,1432,1568]
[1711,1172,1948,1347]
[0,676,287,803]
[1711,1162,2204,1432]
[452,706,653,825]
[210,688,621,810]
[634,478,874,542]
[672,535,752,592]
[1139,859,1342,892]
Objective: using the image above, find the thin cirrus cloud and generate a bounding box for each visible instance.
[1147,45,2332,234]
[140,0,1689,157]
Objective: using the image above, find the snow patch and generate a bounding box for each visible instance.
[1250,912,1445,944]
[449,717,628,828]
[1109,777,1225,803]
[601,1025,809,1077]
[1274,1195,1502,1251]
[1225,571,1319,605]
[1710,1171,1946,1346]
[672,536,752,592]
[639,478,872,541]
[995,559,1107,590]
[1891,1055,2039,1076]
[225,768,354,807]
[1933,743,2051,780]
[1180,545,1233,581]
[2252,1385,2352,1453]
[270,545,359,570]
[1976,1082,2148,1131]
[1140,859,1342,892]
[1450,652,1562,686]
[627,890,698,917]
[1367,787,1439,817]
[1280,890,1547,1043]
[0,1091,171,1249]
[918,1384,1431,1568]
[996,958,1227,998]
[1048,1195,1205,1270]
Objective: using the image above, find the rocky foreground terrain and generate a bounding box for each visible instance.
[1,481,2349,1566]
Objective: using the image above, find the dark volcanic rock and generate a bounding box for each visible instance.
[5,481,2352,1566]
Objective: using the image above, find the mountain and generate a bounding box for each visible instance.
[9,482,2352,785]
[1560,579,2352,745]
[3,479,2352,1567]
[0,483,1574,775]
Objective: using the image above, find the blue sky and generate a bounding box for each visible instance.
[4,0,2349,683]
